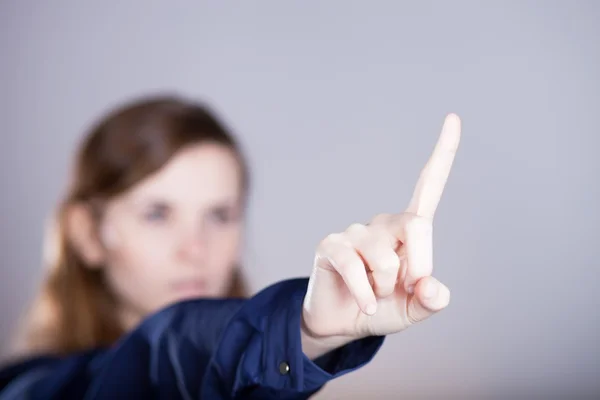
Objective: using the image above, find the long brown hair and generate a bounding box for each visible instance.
[14,95,250,358]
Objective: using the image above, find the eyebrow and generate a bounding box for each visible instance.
[127,196,240,209]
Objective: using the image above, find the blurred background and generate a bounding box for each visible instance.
[1,1,599,398]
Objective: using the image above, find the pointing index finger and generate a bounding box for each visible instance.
[406,113,461,219]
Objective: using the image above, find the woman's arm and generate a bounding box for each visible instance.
[0,278,384,400]
[200,278,384,399]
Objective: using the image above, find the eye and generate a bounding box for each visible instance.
[143,203,170,222]
[208,206,238,224]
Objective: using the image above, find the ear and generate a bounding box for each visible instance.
[65,203,106,268]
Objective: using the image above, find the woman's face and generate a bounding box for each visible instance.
[98,142,244,328]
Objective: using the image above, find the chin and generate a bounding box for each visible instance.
[169,280,210,300]
[173,290,208,302]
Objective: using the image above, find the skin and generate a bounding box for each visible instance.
[301,113,461,359]
[73,113,461,360]
[92,142,245,330]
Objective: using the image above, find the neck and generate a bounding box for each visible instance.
[118,305,144,332]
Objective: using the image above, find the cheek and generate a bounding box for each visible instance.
[211,226,242,257]
[108,231,174,280]
[104,220,174,266]
[102,230,175,312]
[206,227,242,274]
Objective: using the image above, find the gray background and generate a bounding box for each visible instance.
[1,1,599,398]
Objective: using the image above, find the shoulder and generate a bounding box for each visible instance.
[0,279,313,399]
[0,348,106,399]
[0,355,58,389]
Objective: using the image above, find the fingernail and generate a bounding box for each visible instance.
[365,303,377,315]
[407,284,414,294]
[423,281,438,299]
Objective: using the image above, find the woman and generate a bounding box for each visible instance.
[0,95,460,399]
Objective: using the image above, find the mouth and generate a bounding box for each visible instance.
[171,279,208,298]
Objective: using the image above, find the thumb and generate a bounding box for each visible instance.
[407,276,451,324]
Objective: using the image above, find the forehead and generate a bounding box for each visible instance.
[125,142,242,204]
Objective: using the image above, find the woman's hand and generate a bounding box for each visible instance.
[301,114,461,359]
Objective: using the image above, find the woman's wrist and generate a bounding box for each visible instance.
[300,312,354,360]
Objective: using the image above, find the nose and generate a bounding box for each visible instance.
[178,228,207,265]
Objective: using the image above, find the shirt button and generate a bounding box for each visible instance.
[279,361,290,375]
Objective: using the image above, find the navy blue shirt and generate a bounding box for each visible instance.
[0,278,385,399]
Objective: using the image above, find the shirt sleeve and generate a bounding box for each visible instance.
[200,278,385,399]
[0,278,384,400]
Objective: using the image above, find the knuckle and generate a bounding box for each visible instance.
[375,254,400,273]
[324,232,343,244]
[317,233,342,252]
[346,222,367,235]
[365,238,399,272]
[372,226,397,248]
[332,249,361,272]
[387,252,402,270]
[369,213,392,225]
[386,251,401,270]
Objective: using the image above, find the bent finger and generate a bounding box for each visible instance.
[318,238,377,315]
[406,276,450,324]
